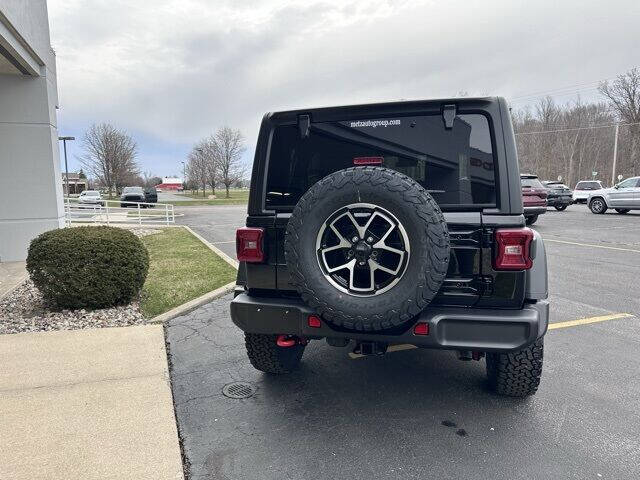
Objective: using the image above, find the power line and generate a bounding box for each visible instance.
[509,87,603,105]
[507,66,639,105]
[514,121,640,136]
[510,83,602,101]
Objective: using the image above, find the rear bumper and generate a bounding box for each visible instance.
[523,206,547,216]
[230,293,549,353]
[547,196,573,207]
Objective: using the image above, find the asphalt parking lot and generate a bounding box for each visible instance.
[168,204,640,479]
[175,204,245,258]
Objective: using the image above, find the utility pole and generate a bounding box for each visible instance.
[58,136,76,196]
[611,123,619,186]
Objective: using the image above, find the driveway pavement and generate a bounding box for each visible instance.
[175,204,246,258]
[167,204,640,479]
[159,191,190,203]
[0,325,184,480]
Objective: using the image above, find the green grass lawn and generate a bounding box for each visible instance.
[140,228,237,317]
[161,189,249,206]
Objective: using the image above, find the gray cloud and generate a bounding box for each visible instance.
[49,0,640,166]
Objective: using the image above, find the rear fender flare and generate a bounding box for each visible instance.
[525,229,547,302]
[588,195,608,208]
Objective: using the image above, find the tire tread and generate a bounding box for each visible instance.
[245,333,304,374]
[486,339,544,397]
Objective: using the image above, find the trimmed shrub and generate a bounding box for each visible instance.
[26,226,149,309]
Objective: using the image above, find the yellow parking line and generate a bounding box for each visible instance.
[548,313,634,330]
[545,239,640,253]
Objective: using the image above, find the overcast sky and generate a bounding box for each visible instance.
[48,0,639,177]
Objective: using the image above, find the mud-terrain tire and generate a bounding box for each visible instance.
[525,215,538,225]
[486,339,544,397]
[284,166,450,331]
[245,333,305,374]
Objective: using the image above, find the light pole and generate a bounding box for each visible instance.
[611,123,619,186]
[58,136,75,196]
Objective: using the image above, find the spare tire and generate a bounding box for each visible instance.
[284,166,450,331]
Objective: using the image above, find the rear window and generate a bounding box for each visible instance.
[521,178,544,189]
[575,181,601,190]
[265,113,496,211]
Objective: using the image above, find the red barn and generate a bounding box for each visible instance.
[155,177,183,191]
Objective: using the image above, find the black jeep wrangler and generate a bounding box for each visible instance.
[231,97,548,397]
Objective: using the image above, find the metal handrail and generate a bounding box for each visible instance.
[64,198,175,226]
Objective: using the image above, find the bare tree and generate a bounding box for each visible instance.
[212,126,246,198]
[79,123,139,195]
[142,171,162,189]
[599,68,640,176]
[512,98,618,185]
[599,68,640,124]
[191,137,219,195]
[186,148,208,198]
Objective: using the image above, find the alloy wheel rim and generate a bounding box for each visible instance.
[593,200,604,212]
[315,203,410,296]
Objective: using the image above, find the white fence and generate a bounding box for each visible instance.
[64,199,175,226]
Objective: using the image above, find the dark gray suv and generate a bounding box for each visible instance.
[231,97,548,397]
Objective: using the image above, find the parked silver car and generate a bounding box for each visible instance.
[78,190,104,207]
[588,176,640,214]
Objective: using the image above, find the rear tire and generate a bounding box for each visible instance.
[615,209,630,214]
[589,197,607,214]
[525,215,538,225]
[554,205,567,211]
[487,339,544,397]
[245,333,305,374]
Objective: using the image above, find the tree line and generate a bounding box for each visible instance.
[512,68,640,187]
[79,124,246,197]
[78,68,639,196]
[185,126,246,198]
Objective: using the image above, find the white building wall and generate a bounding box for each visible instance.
[0,0,63,261]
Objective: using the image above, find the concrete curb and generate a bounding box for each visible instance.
[181,225,239,269]
[0,271,28,301]
[149,281,236,324]
[149,226,239,323]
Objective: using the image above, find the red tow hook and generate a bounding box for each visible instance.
[472,351,485,361]
[276,335,307,347]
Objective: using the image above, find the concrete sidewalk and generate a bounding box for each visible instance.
[0,325,184,480]
[0,261,27,299]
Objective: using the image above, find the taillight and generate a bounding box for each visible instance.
[493,228,534,270]
[236,227,264,262]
